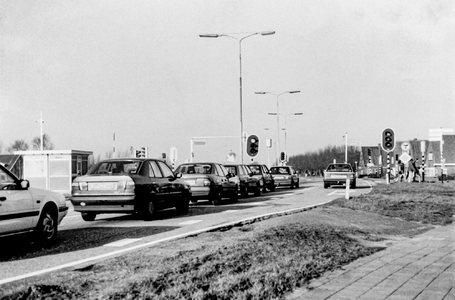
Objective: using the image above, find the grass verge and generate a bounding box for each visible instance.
[1,182,454,299]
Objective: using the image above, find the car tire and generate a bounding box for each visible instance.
[190,199,198,204]
[211,191,221,206]
[290,180,295,189]
[269,184,276,192]
[241,185,249,198]
[324,183,329,189]
[230,185,239,203]
[351,181,356,189]
[254,183,261,196]
[143,200,156,220]
[296,181,300,188]
[176,194,190,214]
[81,212,97,222]
[34,208,58,244]
[262,180,268,192]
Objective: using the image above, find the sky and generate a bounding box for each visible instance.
[1,0,455,166]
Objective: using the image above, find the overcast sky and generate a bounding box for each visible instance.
[1,0,454,165]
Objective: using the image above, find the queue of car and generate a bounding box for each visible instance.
[0,158,303,246]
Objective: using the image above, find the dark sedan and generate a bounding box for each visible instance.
[71,158,191,221]
[224,164,261,197]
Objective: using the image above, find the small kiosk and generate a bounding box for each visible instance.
[14,150,93,195]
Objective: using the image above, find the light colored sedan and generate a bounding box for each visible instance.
[0,164,68,244]
[269,166,300,189]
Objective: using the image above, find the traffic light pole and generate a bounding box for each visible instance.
[386,152,390,184]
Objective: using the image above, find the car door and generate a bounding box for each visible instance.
[262,165,272,185]
[214,164,230,196]
[146,160,170,208]
[220,165,236,193]
[0,172,35,235]
[157,160,182,207]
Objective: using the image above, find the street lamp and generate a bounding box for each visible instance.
[268,112,303,164]
[200,31,275,163]
[256,91,300,164]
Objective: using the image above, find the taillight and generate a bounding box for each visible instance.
[203,179,211,186]
[117,179,135,191]
[78,182,88,191]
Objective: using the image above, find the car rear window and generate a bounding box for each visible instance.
[176,164,212,174]
[327,164,352,172]
[89,161,141,175]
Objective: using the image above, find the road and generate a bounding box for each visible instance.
[0,177,376,285]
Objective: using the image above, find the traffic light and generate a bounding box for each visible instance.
[367,148,371,156]
[280,152,286,161]
[382,128,395,152]
[246,135,259,157]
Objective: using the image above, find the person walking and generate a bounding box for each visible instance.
[395,160,405,182]
[407,158,417,183]
[412,158,421,182]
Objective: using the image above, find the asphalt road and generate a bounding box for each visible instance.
[0,177,375,285]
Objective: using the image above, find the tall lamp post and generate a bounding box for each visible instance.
[269,112,303,164]
[200,31,275,163]
[255,91,300,164]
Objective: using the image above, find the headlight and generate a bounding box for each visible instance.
[203,179,211,186]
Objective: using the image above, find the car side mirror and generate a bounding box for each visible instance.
[175,172,182,179]
[20,179,30,190]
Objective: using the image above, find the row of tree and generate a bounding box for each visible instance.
[1,134,54,153]
[288,145,361,174]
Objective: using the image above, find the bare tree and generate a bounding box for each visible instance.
[31,133,54,150]
[6,140,29,153]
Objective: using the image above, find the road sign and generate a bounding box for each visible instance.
[225,151,237,163]
[399,152,412,164]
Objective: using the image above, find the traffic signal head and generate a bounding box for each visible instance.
[280,152,286,161]
[382,128,395,152]
[246,135,259,157]
[367,148,371,156]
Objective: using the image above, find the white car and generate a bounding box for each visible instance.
[0,163,68,244]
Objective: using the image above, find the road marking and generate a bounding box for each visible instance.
[223,210,240,213]
[327,190,357,196]
[104,238,142,247]
[178,220,203,225]
[238,202,267,206]
[0,199,336,285]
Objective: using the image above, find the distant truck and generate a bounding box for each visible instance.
[323,163,356,189]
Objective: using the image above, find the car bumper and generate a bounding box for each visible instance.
[189,186,211,198]
[58,206,68,224]
[70,195,136,213]
[324,179,355,185]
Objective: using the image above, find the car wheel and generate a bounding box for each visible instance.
[190,198,198,204]
[211,190,222,206]
[143,200,156,220]
[230,185,239,203]
[241,185,249,198]
[290,180,295,189]
[262,180,268,192]
[351,181,356,189]
[324,183,329,189]
[254,183,261,196]
[269,183,276,192]
[296,181,300,188]
[176,194,190,214]
[81,212,97,222]
[34,208,58,244]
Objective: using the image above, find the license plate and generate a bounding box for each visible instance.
[88,182,116,190]
[185,180,196,186]
[274,176,284,179]
[331,175,347,179]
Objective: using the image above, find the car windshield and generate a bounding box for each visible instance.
[249,165,261,175]
[270,167,290,174]
[88,161,141,175]
[176,164,212,174]
[327,164,352,172]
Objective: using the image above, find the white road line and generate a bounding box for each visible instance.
[222,210,240,213]
[104,238,142,247]
[327,190,357,196]
[238,202,267,206]
[178,220,203,225]
[0,200,334,286]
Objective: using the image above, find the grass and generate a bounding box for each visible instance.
[1,182,454,300]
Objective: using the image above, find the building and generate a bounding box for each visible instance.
[13,150,93,195]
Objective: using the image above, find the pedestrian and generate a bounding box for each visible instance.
[412,158,420,182]
[407,158,416,183]
[395,160,405,182]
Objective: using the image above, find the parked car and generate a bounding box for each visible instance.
[175,162,239,205]
[323,163,356,189]
[0,163,68,244]
[269,165,300,189]
[248,164,276,192]
[71,158,191,221]
[224,164,261,197]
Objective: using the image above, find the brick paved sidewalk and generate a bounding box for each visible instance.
[287,223,455,300]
